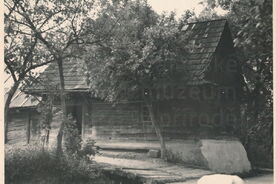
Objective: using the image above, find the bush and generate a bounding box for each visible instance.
[79,138,99,159]
[165,149,182,163]
[246,119,273,168]
[5,145,54,182]
[64,115,82,156]
[240,107,273,168]
[5,145,109,184]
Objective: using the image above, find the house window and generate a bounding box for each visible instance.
[142,106,152,123]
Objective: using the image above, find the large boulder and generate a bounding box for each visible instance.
[199,139,251,174]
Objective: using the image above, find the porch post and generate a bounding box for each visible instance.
[26,111,31,144]
[81,103,87,139]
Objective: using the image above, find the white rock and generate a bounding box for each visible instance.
[197,174,244,184]
[200,139,251,174]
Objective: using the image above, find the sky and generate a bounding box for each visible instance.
[147,0,227,18]
[147,0,205,16]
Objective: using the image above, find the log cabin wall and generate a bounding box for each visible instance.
[85,92,238,142]
[8,109,40,144]
[87,101,148,141]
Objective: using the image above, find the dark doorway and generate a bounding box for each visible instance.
[68,105,82,135]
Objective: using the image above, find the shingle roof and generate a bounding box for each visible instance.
[183,19,227,84]
[29,19,228,92]
[5,88,40,109]
[30,58,88,92]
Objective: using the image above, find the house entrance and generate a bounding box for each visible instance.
[68,105,82,135]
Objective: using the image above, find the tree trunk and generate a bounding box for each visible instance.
[56,58,67,156]
[26,112,31,144]
[146,102,166,159]
[4,81,20,144]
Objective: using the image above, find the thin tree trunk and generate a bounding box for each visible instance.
[26,112,31,144]
[4,81,20,144]
[146,102,166,159]
[56,58,67,156]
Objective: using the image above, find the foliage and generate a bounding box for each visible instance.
[245,106,273,168]
[165,149,182,163]
[80,138,98,159]
[84,1,192,102]
[200,0,272,166]
[63,115,82,156]
[38,98,53,130]
[37,96,54,146]
[5,145,108,184]
[64,116,99,158]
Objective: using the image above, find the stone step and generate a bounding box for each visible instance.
[100,150,148,160]
[97,142,160,152]
[99,146,150,152]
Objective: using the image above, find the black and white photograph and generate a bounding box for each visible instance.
[3,0,273,183]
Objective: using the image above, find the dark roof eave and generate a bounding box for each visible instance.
[187,18,227,25]
[26,88,90,95]
[10,106,38,110]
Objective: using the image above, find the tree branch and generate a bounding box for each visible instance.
[22,37,38,70]
[23,59,54,75]
[38,9,64,30]
[4,0,21,19]
[4,59,18,82]
[16,3,56,55]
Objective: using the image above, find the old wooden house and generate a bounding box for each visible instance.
[27,19,250,172]
[29,19,241,140]
[5,88,40,144]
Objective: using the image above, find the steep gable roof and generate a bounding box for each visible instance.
[5,75,40,108]
[30,58,88,92]
[183,19,228,85]
[5,88,40,109]
[29,19,229,93]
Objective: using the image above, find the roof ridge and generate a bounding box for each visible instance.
[187,18,227,25]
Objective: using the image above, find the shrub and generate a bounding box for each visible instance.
[165,149,182,163]
[63,115,82,156]
[5,145,108,184]
[79,138,98,159]
[5,145,54,182]
[63,115,99,159]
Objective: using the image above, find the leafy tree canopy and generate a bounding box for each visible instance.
[84,0,193,102]
[83,0,195,158]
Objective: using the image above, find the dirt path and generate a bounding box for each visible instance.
[95,156,273,184]
[166,174,274,184]
[95,156,213,183]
